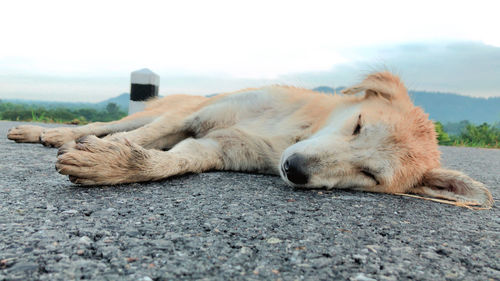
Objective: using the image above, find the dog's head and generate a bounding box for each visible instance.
[279,72,493,208]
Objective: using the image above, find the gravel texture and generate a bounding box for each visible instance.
[0,121,499,281]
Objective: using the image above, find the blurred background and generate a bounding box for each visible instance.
[1,0,499,146]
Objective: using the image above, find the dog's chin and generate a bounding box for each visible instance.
[279,174,295,187]
[280,176,329,190]
[293,185,327,190]
[278,166,336,190]
[279,174,302,188]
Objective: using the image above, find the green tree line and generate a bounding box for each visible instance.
[0,102,126,124]
[435,121,500,148]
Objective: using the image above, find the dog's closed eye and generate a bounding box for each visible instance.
[353,115,362,135]
[361,169,379,185]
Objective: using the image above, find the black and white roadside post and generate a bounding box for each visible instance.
[129,68,160,115]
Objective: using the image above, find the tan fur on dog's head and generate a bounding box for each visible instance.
[280,72,493,208]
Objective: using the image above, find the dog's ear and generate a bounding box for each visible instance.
[412,168,493,208]
[341,72,411,103]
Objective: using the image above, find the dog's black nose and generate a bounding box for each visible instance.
[283,153,309,185]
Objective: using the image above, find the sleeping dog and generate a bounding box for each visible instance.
[8,72,493,208]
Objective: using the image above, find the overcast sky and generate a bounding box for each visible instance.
[1,0,499,102]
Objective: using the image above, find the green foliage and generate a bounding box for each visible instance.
[443,120,471,136]
[436,121,500,148]
[0,102,126,124]
[453,123,500,148]
[434,122,452,145]
[106,102,119,115]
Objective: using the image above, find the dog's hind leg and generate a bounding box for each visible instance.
[7,111,159,148]
[102,96,212,150]
[7,125,46,144]
[41,112,160,148]
[56,127,284,185]
[8,94,208,148]
[102,112,190,150]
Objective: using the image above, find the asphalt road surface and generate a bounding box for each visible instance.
[0,121,499,281]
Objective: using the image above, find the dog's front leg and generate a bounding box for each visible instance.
[55,135,224,185]
[55,127,282,185]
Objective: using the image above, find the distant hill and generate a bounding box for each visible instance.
[409,91,500,124]
[312,86,500,124]
[97,93,129,110]
[312,86,345,94]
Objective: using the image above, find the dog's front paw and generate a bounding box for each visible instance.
[7,125,45,143]
[40,128,80,148]
[55,136,151,185]
[102,132,131,144]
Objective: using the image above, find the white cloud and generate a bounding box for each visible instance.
[0,0,499,101]
[1,0,499,78]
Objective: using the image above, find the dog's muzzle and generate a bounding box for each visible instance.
[282,153,309,185]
